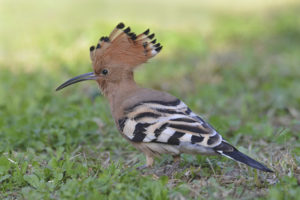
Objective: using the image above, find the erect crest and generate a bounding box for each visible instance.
[89,22,163,70]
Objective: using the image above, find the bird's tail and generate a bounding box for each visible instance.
[214,141,273,172]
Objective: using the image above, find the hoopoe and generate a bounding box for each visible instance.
[56,22,273,172]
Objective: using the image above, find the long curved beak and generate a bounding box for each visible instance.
[56,72,97,91]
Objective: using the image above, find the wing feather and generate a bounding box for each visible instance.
[118,99,223,149]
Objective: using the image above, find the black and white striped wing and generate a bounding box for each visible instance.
[118,99,223,149]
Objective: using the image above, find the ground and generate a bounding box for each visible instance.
[0,0,299,199]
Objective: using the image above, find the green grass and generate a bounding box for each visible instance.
[1,0,300,199]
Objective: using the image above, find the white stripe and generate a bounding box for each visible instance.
[145,101,186,110]
[151,49,157,56]
[179,133,192,142]
[206,134,222,147]
[156,128,175,143]
[218,151,235,160]
[142,122,163,142]
[209,130,218,136]
[168,114,195,120]
[123,119,137,139]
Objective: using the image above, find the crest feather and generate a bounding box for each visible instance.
[90,22,163,69]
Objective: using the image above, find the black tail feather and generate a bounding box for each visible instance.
[215,142,273,173]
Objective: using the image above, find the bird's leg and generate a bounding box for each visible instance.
[146,154,154,167]
[137,154,154,170]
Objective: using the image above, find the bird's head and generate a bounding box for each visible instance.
[56,22,162,95]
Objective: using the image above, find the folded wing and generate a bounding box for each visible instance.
[118,99,223,150]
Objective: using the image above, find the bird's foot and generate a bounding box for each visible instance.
[164,155,181,174]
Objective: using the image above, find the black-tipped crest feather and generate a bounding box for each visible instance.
[154,43,160,48]
[148,33,155,39]
[155,46,163,52]
[124,27,131,33]
[103,37,110,42]
[143,29,150,35]
[117,22,125,29]
[151,39,156,44]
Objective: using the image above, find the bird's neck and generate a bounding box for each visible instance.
[99,75,140,118]
[104,79,139,102]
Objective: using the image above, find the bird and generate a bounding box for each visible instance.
[56,22,273,173]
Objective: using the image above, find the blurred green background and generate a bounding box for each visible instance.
[0,0,300,199]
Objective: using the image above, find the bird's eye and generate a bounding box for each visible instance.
[101,69,108,75]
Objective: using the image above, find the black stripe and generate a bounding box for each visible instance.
[170,118,197,123]
[145,99,181,106]
[125,99,181,112]
[207,134,220,145]
[169,124,209,134]
[195,116,205,123]
[167,131,185,145]
[191,135,204,144]
[156,108,185,115]
[131,132,147,142]
[118,117,128,132]
[154,123,169,137]
[131,123,152,142]
[134,112,161,121]
[195,116,211,129]
[185,108,192,115]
